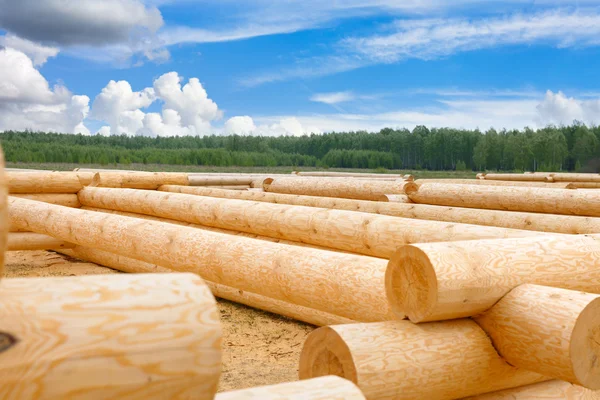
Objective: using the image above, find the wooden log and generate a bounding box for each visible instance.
[78,187,545,259]
[188,176,255,186]
[566,182,600,189]
[203,185,250,190]
[7,232,75,251]
[59,245,354,326]
[91,172,189,189]
[263,177,417,201]
[7,172,86,193]
[11,194,81,208]
[474,284,600,388]
[159,185,600,234]
[415,179,575,188]
[549,173,600,183]
[216,376,366,400]
[385,234,600,322]
[408,183,600,216]
[299,320,546,400]
[9,197,392,322]
[0,273,221,399]
[0,149,6,277]
[294,171,406,178]
[464,380,600,399]
[380,194,412,203]
[483,173,553,181]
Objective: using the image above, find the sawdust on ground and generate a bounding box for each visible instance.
[4,250,315,392]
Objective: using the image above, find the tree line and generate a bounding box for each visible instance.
[1,122,599,171]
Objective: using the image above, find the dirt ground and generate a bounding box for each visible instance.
[4,250,315,392]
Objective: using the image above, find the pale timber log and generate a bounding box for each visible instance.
[482,173,553,181]
[188,176,255,186]
[380,194,412,203]
[474,284,600,388]
[11,194,81,208]
[263,177,417,201]
[59,245,354,326]
[414,179,575,188]
[0,273,222,399]
[385,234,600,322]
[216,376,365,400]
[0,149,6,277]
[7,172,86,193]
[293,171,405,178]
[78,187,544,259]
[565,182,600,189]
[204,185,250,190]
[7,232,75,251]
[299,320,546,400]
[408,183,600,216]
[9,197,392,322]
[549,173,600,183]
[90,171,189,189]
[465,380,600,399]
[159,185,600,234]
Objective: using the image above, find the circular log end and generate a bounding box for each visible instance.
[299,326,358,384]
[403,181,419,196]
[262,178,274,191]
[386,245,437,322]
[571,297,600,389]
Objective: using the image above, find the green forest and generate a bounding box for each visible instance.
[1,122,599,171]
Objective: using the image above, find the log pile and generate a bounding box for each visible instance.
[5,166,600,399]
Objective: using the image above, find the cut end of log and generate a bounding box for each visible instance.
[262,177,274,191]
[476,173,486,179]
[403,181,419,195]
[385,245,437,322]
[572,297,600,389]
[299,326,358,384]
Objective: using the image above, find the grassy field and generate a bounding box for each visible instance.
[7,162,479,179]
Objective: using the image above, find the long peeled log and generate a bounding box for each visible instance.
[385,234,600,322]
[294,171,406,178]
[408,183,600,217]
[464,380,600,399]
[299,320,546,400]
[159,185,600,234]
[216,376,366,400]
[549,173,600,183]
[7,232,75,251]
[78,187,545,259]
[59,245,354,326]
[91,172,189,189]
[482,173,552,181]
[0,273,221,399]
[11,194,81,208]
[9,197,391,322]
[7,172,88,193]
[415,179,575,188]
[263,177,417,201]
[188,176,255,186]
[473,284,600,389]
[0,149,6,277]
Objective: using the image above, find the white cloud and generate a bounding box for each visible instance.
[224,116,257,134]
[310,91,356,104]
[0,47,89,133]
[0,34,59,66]
[536,90,600,125]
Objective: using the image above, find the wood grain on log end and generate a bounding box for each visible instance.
[573,296,600,389]
[385,245,435,321]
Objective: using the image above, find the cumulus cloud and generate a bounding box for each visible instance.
[0,34,59,66]
[0,47,89,134]
[536,90,600,125]
[224,116,257,134]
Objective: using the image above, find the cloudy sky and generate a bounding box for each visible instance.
[1,0,600,137]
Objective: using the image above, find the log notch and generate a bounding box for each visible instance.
[9,197,392,322]
[482,173,553,181]
[78,187,545,259]
[414,179,575,188]
[11,194,81,208]
[7,172,85,193]
[473,284,600,388]
[216,376,366,400]
[299,320,546,400]
[91,172,189,189]
[408,183,600,216]
[0,149,6,277]
[7,232,75,251]
[0,273,221,399]
[385,234,600,322]
[159,185,600,234]
[263,177,417,201]
[464,380,600,399]
[549,173,600,182]
[59,245,354,326]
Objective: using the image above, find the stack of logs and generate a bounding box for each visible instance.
[3,165,600,399]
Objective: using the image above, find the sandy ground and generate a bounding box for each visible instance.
[4,250,315,392]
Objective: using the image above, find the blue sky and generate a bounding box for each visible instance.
[1,0,600,136]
